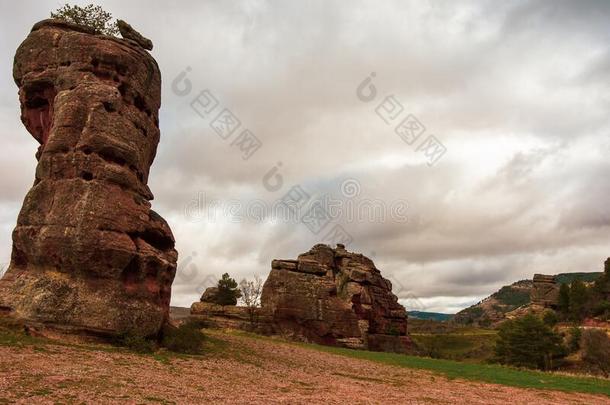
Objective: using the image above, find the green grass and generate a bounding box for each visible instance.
[225,329,610,396]
[302,343,610,397]
[410,329,497,362]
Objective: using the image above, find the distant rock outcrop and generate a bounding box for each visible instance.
[454,271,604,327]
[260,244,411,352]
[0,19,177,337]
[531,274,559,308]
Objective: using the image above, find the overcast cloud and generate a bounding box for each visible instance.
[1,0,609,313]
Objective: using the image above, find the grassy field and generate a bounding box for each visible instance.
[410,328,497,362]
[226,330,610,397]
[0,320,610,397]
[300,340,610,397]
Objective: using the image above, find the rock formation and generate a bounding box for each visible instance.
[199,287,221,304]
[0,19,177,337]
[260,244,411,352]
[531,274,559,308]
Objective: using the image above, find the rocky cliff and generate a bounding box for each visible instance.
[260,244,411,353]
[0,19,177,337]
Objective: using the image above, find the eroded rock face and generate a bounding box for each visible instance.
[0,20,177,337]
[260,244,411,352]
[199,287,221,304]
[531,274,559,308]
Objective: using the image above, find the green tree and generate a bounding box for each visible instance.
[51,4,119,36]
[594,301,610,321]
[593,258,610,297]
[542,310,558,327]
[494,314,566,370]
[567,327,582,353]
[558,283,570,316]
[215,273,242,306]
[568,280,588,322]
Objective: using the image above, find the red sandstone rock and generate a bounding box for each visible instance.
[0,19,177,337]
[261,244,411,353]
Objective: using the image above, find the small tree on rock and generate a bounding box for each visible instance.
[51,4,119,36]
[215,273,242,307]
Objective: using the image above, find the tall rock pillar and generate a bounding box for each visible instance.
[0,19,177,337]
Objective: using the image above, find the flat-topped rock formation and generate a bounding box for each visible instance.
[0,19,177,337]
[260,244,411,352]
[531,274,559,308]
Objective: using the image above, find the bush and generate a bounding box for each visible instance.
[162,321,205,354]
[542,310,558,327]
[568,280,589,322]
[594,301,610,321]
[581,329,610,377]
[494,314,566,370]
[114,332,156,353]
[567,327,582,353]
[51,4,119,36]
[558,283,570,316]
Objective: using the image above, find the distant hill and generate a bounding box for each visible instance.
[555,272,602,284]
[170,306,191,321]
[453,272,602,327]
[408,311,453,322]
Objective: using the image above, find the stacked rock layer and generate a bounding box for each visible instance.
[0,20,177,337]
[261,244,411,353]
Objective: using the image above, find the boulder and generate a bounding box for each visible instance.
[260,244,411,353]
[0,19,177,338]
[200,287,222,304]
[117,20,153,51]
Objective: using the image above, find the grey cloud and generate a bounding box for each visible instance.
[1,0,609,312]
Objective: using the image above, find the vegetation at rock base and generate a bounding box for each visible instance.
[239,275,263,325]
[493,314,566,370]
[542,310,558,327]
[113,332,156,354]
[161,320,206,354]
[581,329,610,377]
[51,4,119,36]
[555,262,610,322]
[111,319,206,355]
[567,326,582,354]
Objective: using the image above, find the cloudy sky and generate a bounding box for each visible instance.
[1,0,609,313]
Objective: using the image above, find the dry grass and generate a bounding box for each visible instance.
[0,327,608,404]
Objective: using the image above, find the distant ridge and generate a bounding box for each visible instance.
[452,272,602,326]
[408,311,453,321]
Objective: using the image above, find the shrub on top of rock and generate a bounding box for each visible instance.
[51,3,119,35]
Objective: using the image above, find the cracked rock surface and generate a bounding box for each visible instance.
[0,19,177,337]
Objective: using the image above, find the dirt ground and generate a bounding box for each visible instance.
[0,330,608,404]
